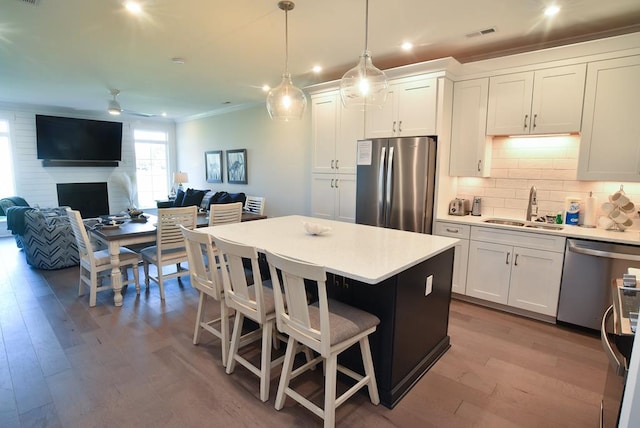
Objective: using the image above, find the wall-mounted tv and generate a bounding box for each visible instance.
[36,115,123,165]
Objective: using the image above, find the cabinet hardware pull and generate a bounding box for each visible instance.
[392,121,396,133]
[335,159,339,169]
[445,228,459,233]
[477,160,482,172]
[524,114,529,129]
[335,179,339,188]
[514,254,519,266]
[399,120,402,133]
[533,114,538,129]
[506,252,511,264]
[330,179,334,188]
[331,160,334,169]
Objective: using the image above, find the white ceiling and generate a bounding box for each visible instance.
[1,0,639,120]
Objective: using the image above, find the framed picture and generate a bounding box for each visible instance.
[205,150,223,183]
[226,149,247,184]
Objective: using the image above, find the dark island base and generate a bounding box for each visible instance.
[328,248,455,409]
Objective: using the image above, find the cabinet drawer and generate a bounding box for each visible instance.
[471,226,565,253]
[435,222,471,239]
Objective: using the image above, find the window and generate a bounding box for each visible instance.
[134,129,169,209]
[0,120,15,198]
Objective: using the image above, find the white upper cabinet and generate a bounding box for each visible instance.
[577,55,640,181]
[311,91,364,175]
[486,64,586,135]
[449,78,491,177]
[365,76,438,138]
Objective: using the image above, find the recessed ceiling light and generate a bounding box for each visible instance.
[312,65,322,73]
[401,42,413,51]
[124,1,143,15]
[262,84,270,92]
[161,112,167,117]
[171,57,186,64]
[544,5,560,17]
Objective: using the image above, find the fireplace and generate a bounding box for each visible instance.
[57,182,109,218]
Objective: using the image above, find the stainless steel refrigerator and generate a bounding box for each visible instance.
[355,136,437,233]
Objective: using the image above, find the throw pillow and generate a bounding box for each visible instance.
[200,190,216,210]
[181,188,206,207]
[174,188,186,206]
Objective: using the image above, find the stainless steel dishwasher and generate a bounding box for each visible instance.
[557,239,640,331]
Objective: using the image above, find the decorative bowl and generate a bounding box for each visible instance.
[302,221,331,236]
[128,209,144,218]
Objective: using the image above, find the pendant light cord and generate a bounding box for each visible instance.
[364,0,369,51]
[284,8,289,74]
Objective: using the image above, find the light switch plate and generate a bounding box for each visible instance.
[425,275,433,296]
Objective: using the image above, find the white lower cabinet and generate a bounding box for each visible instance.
[434,222,470,294]
[311,174,356,223]
[465,226,565,317]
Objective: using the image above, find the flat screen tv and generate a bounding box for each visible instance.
[36,114,123,163]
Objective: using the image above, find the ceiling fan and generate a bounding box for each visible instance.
[107,89,157,117]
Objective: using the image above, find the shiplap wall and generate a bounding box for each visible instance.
[2,108,175,214]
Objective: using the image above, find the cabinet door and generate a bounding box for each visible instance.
[487,72,534,135]
[334,174,356,223]
[577,56,640,181]
[365,89,396,138]
[507,246,563,316]
[336,105,364,175]
[396,77,437,137]
[466,240,511,304]
[530,64,586,134]
[311,94,338,174]
[449,78,491,176]
[311,174,335,219]
[451,238,470,295]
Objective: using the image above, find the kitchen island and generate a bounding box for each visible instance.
[201,215,458,408]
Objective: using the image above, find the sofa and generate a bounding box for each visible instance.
[6,207,89,270]
[157,189,246,210]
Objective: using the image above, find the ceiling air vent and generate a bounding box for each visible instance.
[466,27,497,38]
[18,0,40,5]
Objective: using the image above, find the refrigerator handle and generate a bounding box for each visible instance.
[385,146,394,224]
[378,147,386,223]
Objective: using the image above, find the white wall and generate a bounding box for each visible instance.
[0,108,176,214]
[176,104,311,218]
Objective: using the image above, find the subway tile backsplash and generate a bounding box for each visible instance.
[456,136,640,228]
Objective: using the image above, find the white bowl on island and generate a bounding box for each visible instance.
[302,221,331,236]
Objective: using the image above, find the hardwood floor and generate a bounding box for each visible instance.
[0,236,609,427]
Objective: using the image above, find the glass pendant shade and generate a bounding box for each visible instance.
[340,50,388,110]
[266,72,307,121]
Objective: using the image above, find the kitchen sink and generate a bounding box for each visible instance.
[483,218,564,230]
[525,223,564,230]
[483,219,526,227]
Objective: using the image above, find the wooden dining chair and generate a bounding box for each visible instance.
[265,250,380,428]
[67,208,140,307]
[244,196,266,215]
[208,202,243,226]
[212,235,283,402]
[179,225,231,366]
[141,206,197,300]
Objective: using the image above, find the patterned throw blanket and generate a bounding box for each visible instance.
[5,206,33,235]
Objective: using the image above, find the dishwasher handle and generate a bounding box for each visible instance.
[567,239,640,262]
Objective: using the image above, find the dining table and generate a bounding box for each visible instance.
[89,210,267,306]
[200,215,458,408]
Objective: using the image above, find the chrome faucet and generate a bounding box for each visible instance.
[526,186,538,221]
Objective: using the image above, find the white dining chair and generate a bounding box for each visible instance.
[212,235,283,402]
[265,250,380,428]
[141,206,197,300]
[244,196,265,215]
[67,208,140,307]
[208,202,243,226]
[180,225,231,366]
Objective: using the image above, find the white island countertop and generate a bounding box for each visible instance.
[200,215,458,284]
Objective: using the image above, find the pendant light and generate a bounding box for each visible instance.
[108,89,122,115]
[266,1,307,121]
[339,0,388,109]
